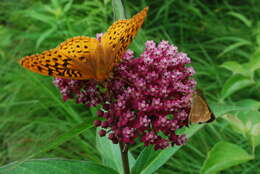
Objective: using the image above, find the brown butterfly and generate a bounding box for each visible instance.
[189,90,215,124]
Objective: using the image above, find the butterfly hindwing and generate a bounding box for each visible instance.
[58,36,99,64]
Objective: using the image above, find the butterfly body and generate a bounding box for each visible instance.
[20,7,148,81]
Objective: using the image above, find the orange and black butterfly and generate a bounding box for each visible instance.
[20,7,148,81]
[189,90,215,124]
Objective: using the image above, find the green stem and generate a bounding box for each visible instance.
[111,2,129,173]
[112,0,126,20]
[119,142,130,174]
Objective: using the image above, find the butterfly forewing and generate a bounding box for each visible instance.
[189,92,215,124]
[20,36,99,80]
[94,7,148,80]
[101,7,148,65]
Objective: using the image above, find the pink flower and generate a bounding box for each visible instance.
[54,40,196,150]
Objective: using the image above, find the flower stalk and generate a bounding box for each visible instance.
[119,142,130,174]
[111,2,130,173]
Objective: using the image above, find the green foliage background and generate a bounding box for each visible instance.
[0,0,260,173]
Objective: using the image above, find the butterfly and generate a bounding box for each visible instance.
[189,90,215,124]
[20,7,148,81]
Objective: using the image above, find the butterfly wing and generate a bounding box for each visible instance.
[20,36,99,80]
[189,92,215,124]
[101,7,148,67]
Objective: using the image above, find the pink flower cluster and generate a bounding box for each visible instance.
[54,40,196,150]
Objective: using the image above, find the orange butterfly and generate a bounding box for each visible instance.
[20,7,148,81]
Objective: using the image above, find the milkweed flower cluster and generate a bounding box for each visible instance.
[54,40,196,150]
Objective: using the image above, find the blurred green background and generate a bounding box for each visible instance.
[0,0,260,173]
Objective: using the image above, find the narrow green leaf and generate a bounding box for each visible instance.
[228,12,252,27]
[220,61,246,75]
[51,0,60,9]
[187,5,202,18]
[131,146,159,174]
[249,51,260,72]
[0,159,118,174]
[36,27,57,49]
[200,141,254,174]
[218,41,251,57]
[96,129,135,174]
[221,74,254,100]
[208,36,252,43]
[64,0,73,13]
[25,11,55,25]
[112,0,125,20]
[29,118,95,158]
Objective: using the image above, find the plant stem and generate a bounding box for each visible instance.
[119,142,130,174]
[112,0,126,19]
[111,2,129,173]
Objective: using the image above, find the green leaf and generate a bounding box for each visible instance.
[236,99,260,111]
[209,103,250,117]
[223,114,245,135]
[249,51,260,72]
[131,124,204,174]
[0,159,118,174]
[36,27,57,49]
[220,61,246,75]
[187,5,202,18]
[208,36,252,43]
[251,123,260,148]
[227,12,252,27]
[64,0,73,13]
[112,0,126,20]
[200,141,253,174]
[25,11,55,25]
[29,118,95,159]
[131,146,158,174]
[252,134,260,148]
[251,123,260,136]
[221,74,254,100]
[96,129,135,174]
[237,110,260,125]
[251,134,260,148]
[218,40,251,57]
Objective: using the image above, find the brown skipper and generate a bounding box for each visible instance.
[189,90,215,124]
